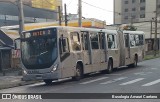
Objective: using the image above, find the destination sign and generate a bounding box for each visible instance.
[31,30,51,37]
[23,30,51,38]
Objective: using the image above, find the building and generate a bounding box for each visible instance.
[0,0,62,27]
[31,0,62,11]
[114,0,160,24]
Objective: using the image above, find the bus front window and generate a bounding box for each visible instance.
[21,31,58,69]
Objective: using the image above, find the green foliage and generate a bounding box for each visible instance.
[123,25,137,31]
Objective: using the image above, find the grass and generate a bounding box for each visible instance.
[144,54,160,60]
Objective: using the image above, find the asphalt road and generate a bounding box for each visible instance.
[0,58,160,102]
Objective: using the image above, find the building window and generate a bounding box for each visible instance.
[132,8,136,11]
[125,1,129,4]
[140,0,145,3]
[124,16,128,19]
[132,15,136,19]
[132,0,136,3]
[140,14,145,18]
[124,8,128,12]
[140,7,145,11]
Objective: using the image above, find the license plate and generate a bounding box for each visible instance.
[36,75,42,79]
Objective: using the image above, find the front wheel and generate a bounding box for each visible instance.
[72,64,83,81]
[44,79,53,85]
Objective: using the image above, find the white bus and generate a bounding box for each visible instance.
[16,26,145,84]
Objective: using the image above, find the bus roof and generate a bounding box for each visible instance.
[123,30,144,34]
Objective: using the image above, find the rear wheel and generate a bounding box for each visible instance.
[106,59,113,74]
[72,64,83,81]
[129,56,138,68]
[44,79,53,85]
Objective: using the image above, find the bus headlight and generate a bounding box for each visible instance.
[52,64,58,72]
[23,70,28,75]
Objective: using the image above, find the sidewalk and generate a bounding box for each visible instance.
[0,69,39,90]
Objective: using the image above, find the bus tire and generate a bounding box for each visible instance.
[72,64,83,81]
[44,79,53,85]
[129,56,138,68]
[106,59,113,74]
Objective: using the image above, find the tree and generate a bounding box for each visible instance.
[123,25,137,31]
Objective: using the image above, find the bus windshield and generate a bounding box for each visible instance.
[21,29,58,69]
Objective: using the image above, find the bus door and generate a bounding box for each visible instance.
[99,32,108,70]
[81,31,92,73]
[124,33,131,65]
[59,34,74,78]
[90,31,101,72]
[118,31,125,66]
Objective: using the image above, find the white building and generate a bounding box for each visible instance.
[114,0,160,24]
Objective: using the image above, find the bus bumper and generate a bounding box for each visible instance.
[22,72,59,81]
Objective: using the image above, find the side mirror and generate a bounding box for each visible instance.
[14,38,21,50]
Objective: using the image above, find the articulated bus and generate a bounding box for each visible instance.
[16,26,145,84]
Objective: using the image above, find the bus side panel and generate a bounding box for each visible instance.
[61,52,75,78]
[117,31,125,66]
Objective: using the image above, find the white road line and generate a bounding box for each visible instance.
[11,80,20,82]
[142,79,160,86]
[120,78,144,85]
[80,77,108,84]
[151,68,158,70]
[100,77,127,84]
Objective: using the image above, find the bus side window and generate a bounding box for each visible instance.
[59,37,69,54]
[130,34,135,47]
[107,34,116,49]
[99,32,105,49]
[81,32,89,50]
[135,35,140,46]
[70,32,81,51]
[90,33,99,49]
[124,34,129,47]
[139,35,144,45]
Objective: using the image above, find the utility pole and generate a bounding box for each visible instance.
[154,0,158,56]
[58,6,62,26]
[78,0,82,27]
[18,0,24,38]
[64,4,68,26]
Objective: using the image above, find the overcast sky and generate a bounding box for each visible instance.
[62,0,114,24]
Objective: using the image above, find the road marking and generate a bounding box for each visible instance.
[134,72,152,76]
[151,68,158,70]
[100,77,127,84]
[11,80,20,82]
[80,77,108,84]
[142,79,160,86]
[120,78,144,85]
[105,74,122,76]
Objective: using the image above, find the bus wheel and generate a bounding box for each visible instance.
[129,56,138,68]
[44,79,53,85]
[72,64,83,81]
[106,59,113,74]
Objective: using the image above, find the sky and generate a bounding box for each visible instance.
[62,0,114,24]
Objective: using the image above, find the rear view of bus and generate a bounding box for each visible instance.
[21,27,59,84]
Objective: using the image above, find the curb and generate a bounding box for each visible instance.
[0,81,40,90]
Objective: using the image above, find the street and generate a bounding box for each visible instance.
[0,58,160,102]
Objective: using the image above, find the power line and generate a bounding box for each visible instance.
[67,0,74,6]
[82,1,113,13]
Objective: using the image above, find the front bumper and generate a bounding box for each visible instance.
[22,72,59,81]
